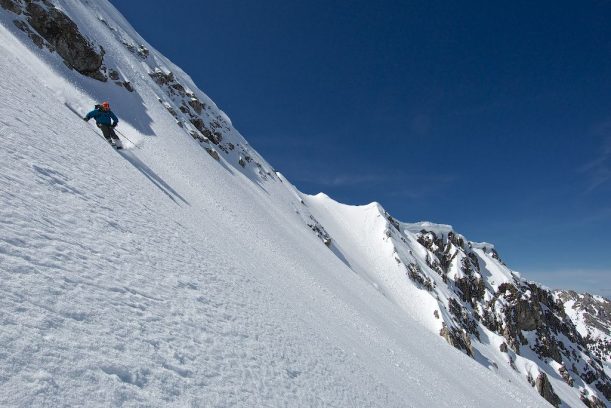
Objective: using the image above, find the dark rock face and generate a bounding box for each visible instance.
[440,323,473,357]
[26,2,105,80]
[406,263,434,291]
[204,148,219,161]
[4,0,106,81]
[558,365,574,386]
[0,0,21,14]
[535,372,561,407]
[581,393,606,408]
[13,19,45,48]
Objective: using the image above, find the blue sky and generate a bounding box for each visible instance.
[111,0,611,297]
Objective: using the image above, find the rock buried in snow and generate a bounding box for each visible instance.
[205,148,219,161]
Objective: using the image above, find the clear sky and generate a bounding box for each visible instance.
[110,0,611,297]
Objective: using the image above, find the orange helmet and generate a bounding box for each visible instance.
[101,101,110,110]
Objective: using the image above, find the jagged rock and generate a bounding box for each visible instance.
[527,372,535,386]
[511,295,539,331]
[447,231,465,249]
[25,2,106,81]
[448,298,479,339]
[433,310,440,319]
[580,392,606,408]
[556,290,611,362]
[205,148,219,161]
[535,372,561,407]
[558,365,574,386]
[188,130,207,143]
[0,0,22,14]
[386,213,400,231]
[413,227,609,404]
[533,328,563,363]
[149,69,175,85]
[307,216,333,246]
[188,98,204,114]
[170,82,186,96]
[109,69,120,80]
[238,156,246,168]
[163,104,178,119]
[440,323,473,357]
[122,81,134,92]
[490,248,505,264]
[213,131,223,144]
[13,19,45,48]
[455,275,485,306]
[189,118,221,145]
[407,263,434,291]
[137,45,149,59]
[595,379,611,401]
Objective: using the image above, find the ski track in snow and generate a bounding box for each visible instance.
[0,4,551,407]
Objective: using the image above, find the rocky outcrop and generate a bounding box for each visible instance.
[440,323,473,357]
[406,263,434,291]
[581,392,606,408]
[307,216,332,246]
[555,290,611,364]
[3,0,107,81]
[408,227,611,406]
[149,69,225,146]
[535,372,561,407]
[0,0,21,14]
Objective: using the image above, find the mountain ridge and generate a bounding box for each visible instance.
[0,1,608,407]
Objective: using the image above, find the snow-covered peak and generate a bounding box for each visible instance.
[403,221,455,235]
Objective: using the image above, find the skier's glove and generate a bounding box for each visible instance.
[83,117,88,121]
[111,123,117,128]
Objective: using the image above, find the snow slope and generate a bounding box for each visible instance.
[0,1,588,407]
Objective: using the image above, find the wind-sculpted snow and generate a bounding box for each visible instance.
[0,1,585,407]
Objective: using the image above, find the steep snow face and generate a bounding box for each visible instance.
[0,1,552,407]
[305,193,611,407]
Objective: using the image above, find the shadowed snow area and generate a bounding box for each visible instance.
[0,1,552,407]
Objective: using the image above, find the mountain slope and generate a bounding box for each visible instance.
[304,193,610,407]
[555,291,610,371]
[0,1,604,407]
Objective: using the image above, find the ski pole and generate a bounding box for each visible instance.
[113,127,141,149]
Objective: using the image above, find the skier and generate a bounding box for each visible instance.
[83,101,123,149]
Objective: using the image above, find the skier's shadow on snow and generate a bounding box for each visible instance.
[119,151,189,206]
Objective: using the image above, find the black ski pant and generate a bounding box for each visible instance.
[98,124,119,142]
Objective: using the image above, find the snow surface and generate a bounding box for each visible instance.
[0,1,555,406]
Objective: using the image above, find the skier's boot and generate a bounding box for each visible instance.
[113,138,123,150]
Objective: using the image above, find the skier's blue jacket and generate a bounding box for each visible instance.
[85,108,118,126]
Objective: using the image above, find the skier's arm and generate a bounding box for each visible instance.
[110,111,119,127]
[84,110,97,121]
